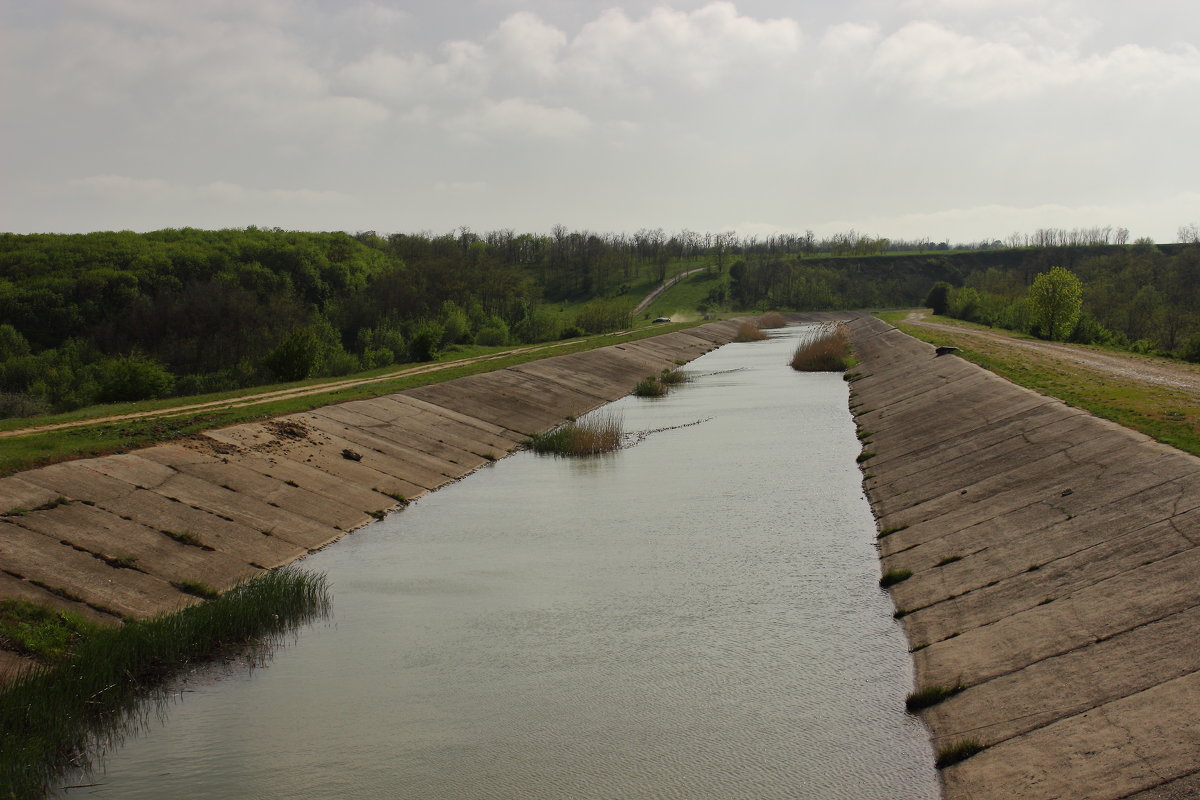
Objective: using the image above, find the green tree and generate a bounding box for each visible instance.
[1029,266,1083,340]
[924,282,952,315]
[265,329,321,382]
[94,353,175,402]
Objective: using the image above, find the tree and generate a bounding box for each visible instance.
[923,282,952,315]
[1029,266,1083,340]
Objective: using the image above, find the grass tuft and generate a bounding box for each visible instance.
[529,411,623,456]
[0,568,330,798]
[634,377,668,397]
[856,450,876,463]
[172,580,219,600]
[935,555,963,567]
[935,739,984,768]
[880,569,913,588]
[906,683,967,712]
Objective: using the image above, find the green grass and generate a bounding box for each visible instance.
[879,311,1200,457]
[936,738,984,768]
[641,268,727,320]
[0,568,330,799]
[905,682,967,712]
[0,322,720,478]
[634,377,668,397]
[879,569,913,588]
[0,600,100,664]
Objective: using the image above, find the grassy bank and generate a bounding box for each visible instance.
[0,568,330,799]
[0,321,719,478]
[879,311,1200,457]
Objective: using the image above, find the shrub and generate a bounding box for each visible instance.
[659,369,687,385]
[791,325,850,372]
[924,282,953,315]
[94,353,176,402]
[475,321,510,347]
[634,377,667,397]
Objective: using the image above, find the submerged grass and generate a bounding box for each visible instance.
[0,567,330,799]
[528,411,623,456]
[791,324,852,372]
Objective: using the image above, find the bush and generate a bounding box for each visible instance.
[94,353,175,402]
[513,307,561,343]
[924,282,953,315]
[1180,334,1200,363]
[559,325,585,340]
[265,328,321,382]
[408,320,445,362]
[475,320,510,347]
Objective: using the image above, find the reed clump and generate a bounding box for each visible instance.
[757,312,787,329]
[791,325,851,371]
[529,411,623,456]
[0,568,331,799]
[634,377,668,397]
[734,321,767,342]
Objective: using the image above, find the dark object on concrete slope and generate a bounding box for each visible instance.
[934,346,961,357]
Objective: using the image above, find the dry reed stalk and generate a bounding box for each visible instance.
[735,321,767,342]
[790,324,850,371]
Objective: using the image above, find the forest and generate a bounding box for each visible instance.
[0,225,1197,418]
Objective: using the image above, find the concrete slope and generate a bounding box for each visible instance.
[0,319,745,678]
[848,315,1200,800]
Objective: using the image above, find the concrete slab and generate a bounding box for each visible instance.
[0,520,187,619]
[9,501,262,590]
[136,444,371,532]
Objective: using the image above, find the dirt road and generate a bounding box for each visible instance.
[903,311,1200,395]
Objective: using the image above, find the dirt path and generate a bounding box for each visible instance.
[633,267,708,314]
[0,340,594,439]
[903,311,1200,395]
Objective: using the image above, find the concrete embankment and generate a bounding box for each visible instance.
[0,320,764,678]
[849,315,1200,800]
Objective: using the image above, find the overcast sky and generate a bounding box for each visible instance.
[3,0,1198,242]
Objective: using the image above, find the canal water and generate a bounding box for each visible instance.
[62,326,938,799]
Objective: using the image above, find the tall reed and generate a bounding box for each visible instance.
[734,321,767,342]
[757,312,787,329]
[529,411,623,456]
[790,324,851,371]
[0,568,331,799]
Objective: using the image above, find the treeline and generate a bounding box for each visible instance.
[0,227,659,417]
[2,226,1194,418]
[931,241,1200,359]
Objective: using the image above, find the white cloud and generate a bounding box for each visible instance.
[820,22,880,52]
[870,20,1200,104]
[449,98,591,141]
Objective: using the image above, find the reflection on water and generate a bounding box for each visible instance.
[63,327,938,800]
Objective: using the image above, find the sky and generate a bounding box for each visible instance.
[3,0,1199,243]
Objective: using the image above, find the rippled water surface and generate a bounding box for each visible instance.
[65,327,938,799]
